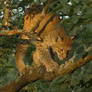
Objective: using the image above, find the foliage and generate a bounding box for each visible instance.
[0,0,92,92]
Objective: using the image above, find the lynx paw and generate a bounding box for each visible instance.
[44,61,58,72]
[19,65,30,75]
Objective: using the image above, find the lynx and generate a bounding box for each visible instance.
[15,4,73,73]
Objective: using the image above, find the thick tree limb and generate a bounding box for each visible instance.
[0,67,40,92]
[85,44,92,52]
[0,54,92,92]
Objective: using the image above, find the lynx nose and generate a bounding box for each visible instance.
[60,48,63,51]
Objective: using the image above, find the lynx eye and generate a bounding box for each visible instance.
[60,37,64,41]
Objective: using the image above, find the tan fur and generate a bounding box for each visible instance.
[16,6,73,73]
[16,44,29,73]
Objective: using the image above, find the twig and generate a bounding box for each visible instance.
[3,0,11,26]
[85,44,92,52]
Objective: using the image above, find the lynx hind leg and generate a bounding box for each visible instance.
[33,47,59,72]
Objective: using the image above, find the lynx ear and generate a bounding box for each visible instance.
[71,36,75,40]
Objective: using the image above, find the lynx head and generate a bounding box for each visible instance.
[52,35,73,60]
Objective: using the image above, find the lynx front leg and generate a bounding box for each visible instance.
[33,46,59,72]
[15,43,29,74]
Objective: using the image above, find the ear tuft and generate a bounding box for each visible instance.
[71,36,75,40]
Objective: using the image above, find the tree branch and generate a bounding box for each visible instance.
[0,53,92,92]
[0,29,23,36]
[3,0,11,26]
[58,55,92,76]
[0,67,40,92]
[58,45,92,75]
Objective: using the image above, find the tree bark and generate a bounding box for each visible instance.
[0,55,92,92]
